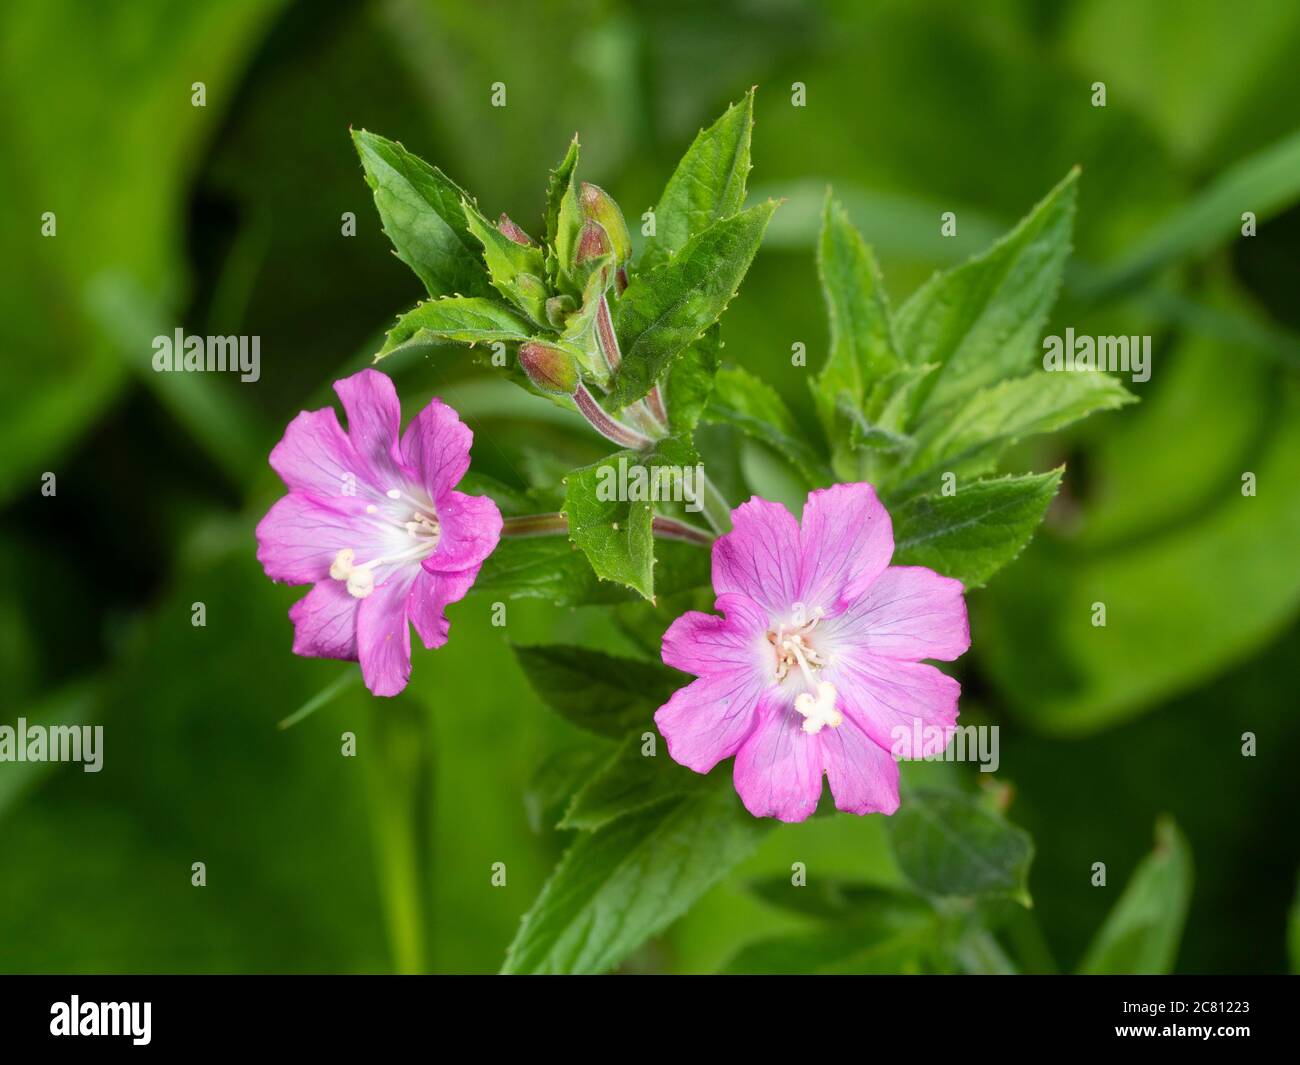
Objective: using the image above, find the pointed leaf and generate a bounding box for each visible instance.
[352,129,493,299]
[377,296,533,358]
[640,89,754,272]
[704,366,832,487]
[610,201,778,408]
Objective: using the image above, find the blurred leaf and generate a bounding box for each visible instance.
[1083,129,1300,300]
[746,877,926,925]
[898,170,1077,417]
[501,785,766,974]
[560,732,710,831]
[722,898,944,974]
[511,644,678,739]
[352,128,493,300]
[611,201,778,408]
[524,743,611,835]
[639,89,754,273]
[704,366,831,487]
[887,789,1034,904]
[1078,817,1192,974]
[889,470,1063,588]
[896,373,1134,493]
[815,193,902,477]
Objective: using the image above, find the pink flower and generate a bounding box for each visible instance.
[256,369,502,697]
[655,484,970,822]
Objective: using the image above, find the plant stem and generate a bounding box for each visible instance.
[696,472,733,535]
[595,295,666,438]
[573,383,653,450]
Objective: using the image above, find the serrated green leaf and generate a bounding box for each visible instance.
[562,436,700,600]
[815,193,903,478]
[897,169,1077,417]
[704,366,832,487]
[890,470,1063,588]
[560,732,711,831]
[1078,817,1192,974]
[640,89,754,273]
[887,789,1034,904]
[895,373,1134,493]
[377,296,533,358]
[352,129,493,300]
[511,644,680,739]
[501,786,766,974]
[664,325,721,434]
[544,134,579,261]
[610,201,778,409]
[462,204,548,324]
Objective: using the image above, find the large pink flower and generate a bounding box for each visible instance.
[256,369,502,696]
[655,484,969,822]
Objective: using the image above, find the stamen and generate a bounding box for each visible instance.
[794,681,843,735]
[346,567,374,599]
[329,548,354,580]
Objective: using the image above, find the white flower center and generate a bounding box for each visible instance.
[328,486,441,599]
[768,602,842,734]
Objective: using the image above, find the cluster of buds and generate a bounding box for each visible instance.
[511,176,666,447]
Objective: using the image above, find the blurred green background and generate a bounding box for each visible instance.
[2,0,1297,973]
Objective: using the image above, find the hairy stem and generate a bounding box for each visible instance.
[502,512,714,545]
[574,383,653,450]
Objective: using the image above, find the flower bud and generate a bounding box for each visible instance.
[497,213,533,246]
[518,340,579,395]
[574,219,612,266]
[579,182,631,263]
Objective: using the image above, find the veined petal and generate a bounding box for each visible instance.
[827,565,970,662]
[334,369,407,487]
[654,668,768,774]
[256,493,371,585]
[661,593,769,677]
[798,483,894,611]
[356,567,420,697]
[401,397,474,501]
[430,490,502,572]
[288,580,361,661]
[733,695,825,822]
[829,655,961,760]
[712,497,801,616]
[819,713,901,815]
[268,407,363,500]
[408,564,480,651]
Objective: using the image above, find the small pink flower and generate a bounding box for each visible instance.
[655,484,970,822]
[256,369,502,697]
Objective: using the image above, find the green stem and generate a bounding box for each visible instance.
[696,473,733,536]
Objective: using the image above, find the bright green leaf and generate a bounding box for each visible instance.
[897,169,1077,417]
[462,204,548,324]
[704,366,832,487]
[377,296,533,358]
[640,89,754,273]
[611,201,778,408]
[890,470,1063,588]
[501,786,766,974]
[560,732,710,831]
[352,129,493,300]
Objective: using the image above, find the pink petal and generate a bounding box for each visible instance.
[828,565,969,661]
[819,713,901,815]
[430,490,503,572]
[798,483,894,611]
[732,696,825,822]
[661,593,769,677]
[256,493,371,584]
[356,568,419,697]
[288,580,361,660]
[712,497,801,616]
[334,369,407,487]
[267,407,363,500]
[654,669,768,774]
[407,565,480,651]
[401,397,474,500]
[829,655,961,760]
